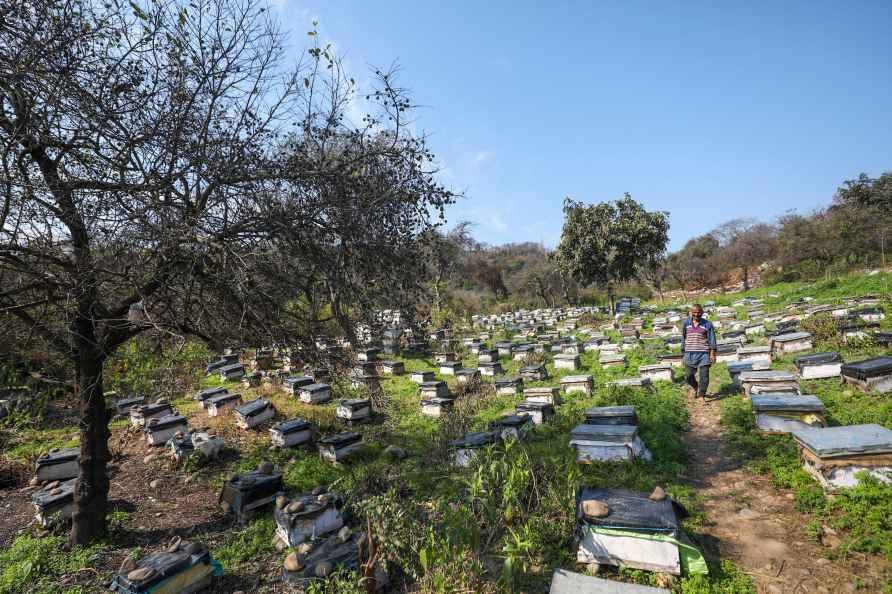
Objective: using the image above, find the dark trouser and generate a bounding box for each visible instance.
[684,364,710,397]
[683,351,711,397]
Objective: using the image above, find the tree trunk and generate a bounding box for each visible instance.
[70,327,111,546]
[607,284,615,314]
[742,266,750,291]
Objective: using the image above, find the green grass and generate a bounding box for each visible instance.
[0,534,107,594]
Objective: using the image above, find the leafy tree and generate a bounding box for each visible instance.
[554,193,669,311]
[0,0,451,544]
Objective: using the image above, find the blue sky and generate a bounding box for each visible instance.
[275,0,892,251]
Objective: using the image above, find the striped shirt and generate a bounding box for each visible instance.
[681,318,717,353]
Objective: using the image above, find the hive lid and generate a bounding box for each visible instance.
[235,398,271,417]
[584,405,636,418]
[549,569,670,594]
[491,414,533,429]
[516,400,555,412]
[36,446,80,467]
[575,487,679,532]
[317,432,362,447]
[421,396,454,406]
[339,398,370,407]
[449,430,501,448]
[283,376,314,387]
[739,370,798,382]
[32,478,76,508]
[792,424,892,458]
[145,414,187,431]
[751,394,824,413]
[494,377,522,387]
[737,346,771,354]
[272,418,312,433]
[561,375,593,383]
[194,387,227,401]
[727,361,770,373]
[570,423,638,443]
[794,352,842,367]
[210,390,242,404]
[840,357,892,380]
[301,383,331,392]
[773,331,812,342]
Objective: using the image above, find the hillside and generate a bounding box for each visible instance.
[1,271,891,593]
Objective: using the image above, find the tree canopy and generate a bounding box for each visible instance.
[553,193,669,309]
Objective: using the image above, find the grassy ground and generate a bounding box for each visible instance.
[10,269,891,592]
[712,273,892,590]
[0,318,759,593]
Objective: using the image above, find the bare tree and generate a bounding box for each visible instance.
[711,219,778,290]
[1,0,452,544]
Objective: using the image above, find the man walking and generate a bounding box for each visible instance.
[681,304,717,400]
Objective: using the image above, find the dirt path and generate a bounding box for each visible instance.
[683,394,888,593]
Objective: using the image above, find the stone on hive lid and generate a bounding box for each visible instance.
[34,447,80,482]
[574,487,695,576]
[274,490,343,547]
[109,540,217,594]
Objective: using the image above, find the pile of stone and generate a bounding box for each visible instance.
[281,526,388,590]
[167,429,224,462]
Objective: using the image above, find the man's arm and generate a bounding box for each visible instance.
[680,321,687,353]
[708,322,717,363]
